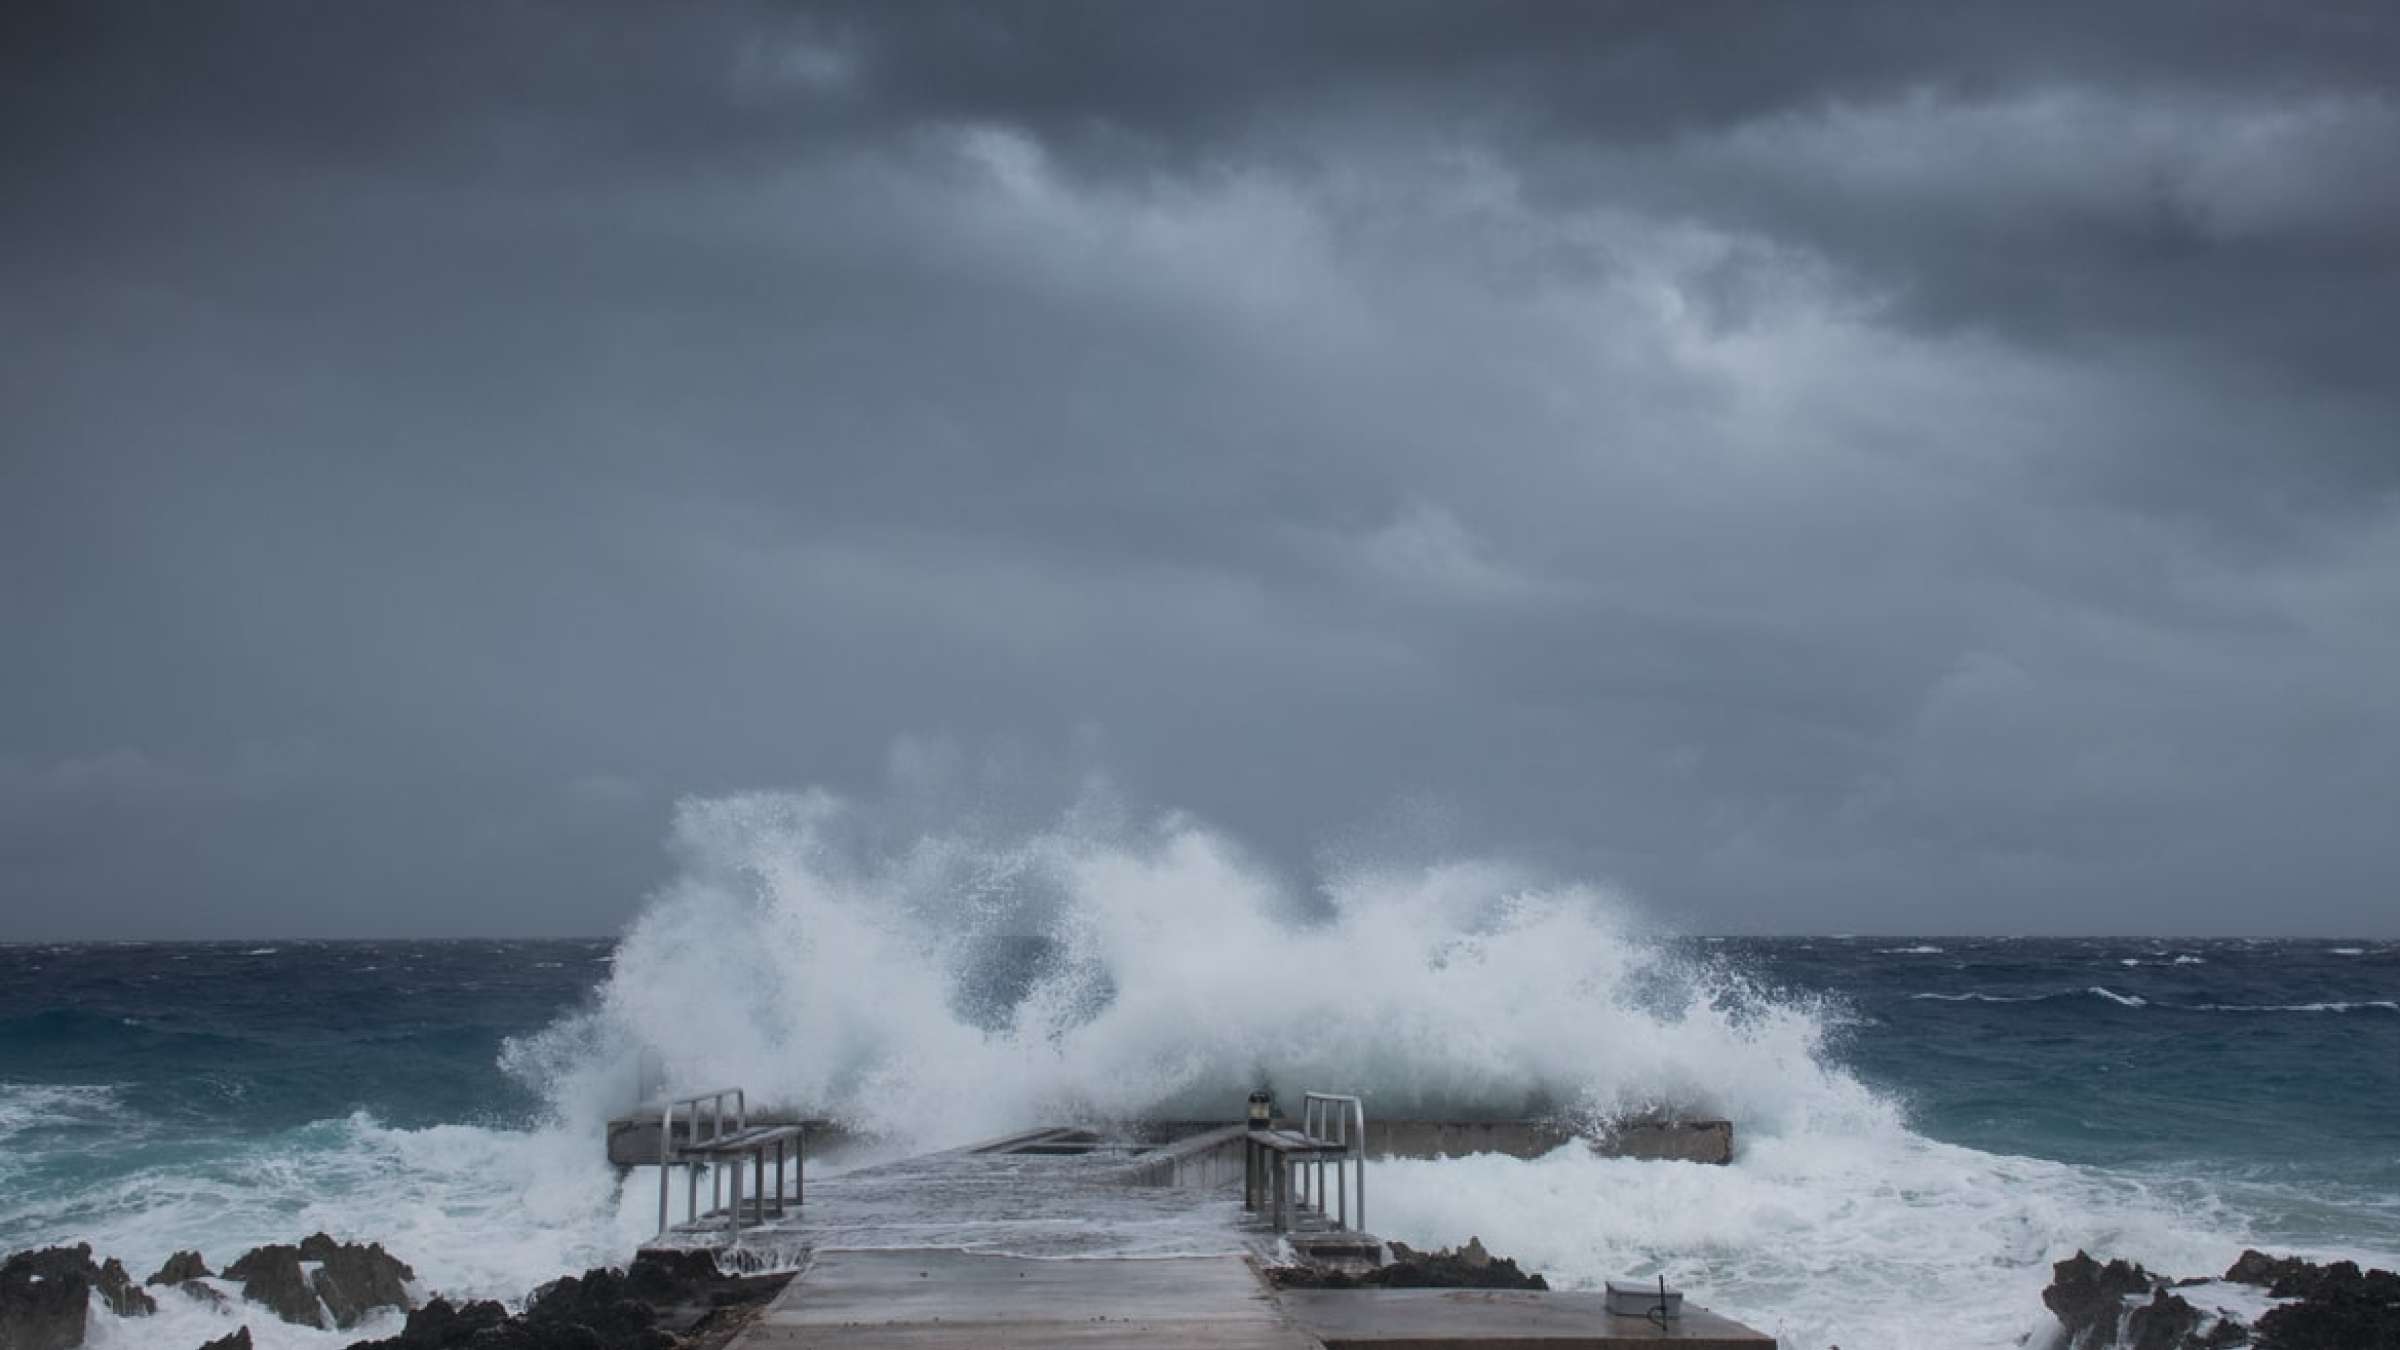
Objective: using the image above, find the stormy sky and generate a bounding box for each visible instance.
[4,2,2397,939]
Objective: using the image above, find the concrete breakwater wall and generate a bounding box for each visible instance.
[606,1114,1732,1171]
[1097,1118,1734,1189]
[1374,1117,1736,1164]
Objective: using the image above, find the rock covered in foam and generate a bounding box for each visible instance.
[299,1231,415,1328]
[221,1232,415,1329]
[2045,1248,2400,1349]
[2250,1259,2400,1348]
[222,1243,324,1327]
[147,1249,230,1308]
[95,1252,155,1317]
[0,1236,781,1350]
[350,1249,786,1350]
[2045,1251,2168,1346]
[0,1242,158,1350]
[346,1296,514,1348]
[0,1247,97,1350]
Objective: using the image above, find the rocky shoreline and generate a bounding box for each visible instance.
[15,1232,2398,1348]
[0,1240,789,1350]
[1264,1236,1550,1291]
[2043,1248,2400,1349]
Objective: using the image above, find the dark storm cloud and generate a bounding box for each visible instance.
[3,2,2395,938]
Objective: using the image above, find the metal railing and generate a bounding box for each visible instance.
[1301,1090,1367,1231]
[658,1087,746,1234]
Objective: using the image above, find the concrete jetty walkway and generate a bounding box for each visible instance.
[741,1250,1775,1348]
[740,1250,1316,1348]
[669,1126,1774,1348]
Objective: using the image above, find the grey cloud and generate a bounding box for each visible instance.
[2,2,2396,938]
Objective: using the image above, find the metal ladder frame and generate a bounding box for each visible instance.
[1300,1091,1367,1231]
[657,1086,745,1234]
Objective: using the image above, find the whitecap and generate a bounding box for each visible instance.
[2189,1000,2398,1014]
[2087,987,2149,1008]
[25,1111,637,1350]
[0,1083,125,1140]
[1876,945,1945,955]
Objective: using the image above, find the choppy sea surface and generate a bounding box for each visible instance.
[4,922,2396,1350]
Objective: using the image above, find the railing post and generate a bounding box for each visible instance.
[1353,1099,1366,1231]
[728,1153,745,1234]
[657,1098,676,1235]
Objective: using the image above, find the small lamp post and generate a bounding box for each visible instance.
[1247,1088,1274,1131]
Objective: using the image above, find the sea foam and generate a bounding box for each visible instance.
[1370,1133,2396,1350]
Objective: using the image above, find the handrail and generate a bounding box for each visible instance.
[1301,1091,1367,1231]
[657,1087,746,1233]
[662,1086,747,1155]
[1302,1091,1365,1148]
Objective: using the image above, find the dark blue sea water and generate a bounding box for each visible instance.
[3,934,2395,1348]
[1728,937,2400,1188]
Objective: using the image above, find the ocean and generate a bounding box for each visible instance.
[5,810,2397,1350]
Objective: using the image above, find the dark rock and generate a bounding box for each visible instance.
[97,1254,157,1317]
[2266,1257,2363,1303]
[149,1250,228,1307]
[2226,1250,2313,1290]
[523,1266,671,1347]
[0,1242,157,1345]
[196,1328,253,1350]
[149,1250,214,1286]
[2254,1259,2400,1350]
[2124,1287,2204,1350]
[0,1246,96,1350]
[619,1247,724,1304]
[223,1244,324,1327]
[2196,1320,2251,1349]
[348,1250,784,1350]
[345,1296,514,1349]
[1268,1237,1548,1292]
[2045,1248,2400,1350]
[295,1231,414,1328]
[2045,1250,2166,1347]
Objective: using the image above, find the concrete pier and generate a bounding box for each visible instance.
[742,1252,1775,1348]
[652,1122,1774,1348]
[739,1251,1316,1348]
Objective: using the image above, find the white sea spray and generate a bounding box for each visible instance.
[506,789,1895,1150]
